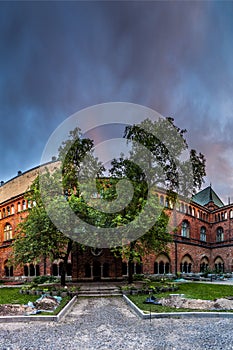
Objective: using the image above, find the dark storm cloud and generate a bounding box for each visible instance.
[1,1,233,201]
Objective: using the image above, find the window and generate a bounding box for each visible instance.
[24,265,29,276]
[17,202,21,212]
[154,254,170,274]
[200,226,206,241]
[214,257,224,273]
[160,195,164,206]
[4,260,13,277]
[181,220,190,238]
[22,200,26,210]
[122,262,127,275]
[11,205,14,214]
[84,263,91,278]
[103,263,109,277]
[7,206,10,216]
[4,223,12,241]
[216,227,224,242]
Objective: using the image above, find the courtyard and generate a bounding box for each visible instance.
[0,296,232,350]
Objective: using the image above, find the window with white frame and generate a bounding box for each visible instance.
[4,223,13,241]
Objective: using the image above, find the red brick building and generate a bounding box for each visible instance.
[0,163,233,281]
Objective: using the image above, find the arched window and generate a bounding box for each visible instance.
[200,226,206,241]
[160,195,164,206]
[122,262,127,275]
[4,223,12,241]
[22,200,27,210]
[216,227,224,242]
[35,265,40,276]
[17,202,21,212]
[67,263,72,276]
[24,265,29,276]
[154,254,170,274]
[180,254,193,273]
[159,261,164,274]
[200,257,209,272]
[4,260,13,277]
[52,263,58,276]
[84,263,91,278]
[7,206,10,216]
[29,264,35,276]
[214,257,224,273]
[181,220,190,238]
[59,262,63,276]
[230,210,233,219]
[103,263,109,277]
[11,205,14,214]
[135,261,142,274]
[154,262,158,274]
[181,203,185,213]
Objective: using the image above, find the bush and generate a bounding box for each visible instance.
[33,275,59,285]
[133,274,144,281]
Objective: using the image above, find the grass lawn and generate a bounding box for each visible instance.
[0,287,71,315]
[128,282,233,313]
[0,287,38,305]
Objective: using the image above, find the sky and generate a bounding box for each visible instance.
[1,1,233,203]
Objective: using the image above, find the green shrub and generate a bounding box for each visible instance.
[33,275,59,284]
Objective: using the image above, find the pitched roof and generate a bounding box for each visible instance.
[192,186,224,208]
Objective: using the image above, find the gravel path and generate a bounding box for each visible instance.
[0,297,233,350]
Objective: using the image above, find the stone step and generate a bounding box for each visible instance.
[78,293,122,297]
[78,285,122,297]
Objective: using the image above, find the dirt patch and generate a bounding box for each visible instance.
[159,295,233,310]
[0,304,35,316]
[0,296,60,316]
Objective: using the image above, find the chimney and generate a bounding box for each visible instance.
[18,171,22,176]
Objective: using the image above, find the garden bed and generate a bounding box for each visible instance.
[128,282,233,313]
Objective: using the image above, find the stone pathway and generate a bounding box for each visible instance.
[0,297,233,349]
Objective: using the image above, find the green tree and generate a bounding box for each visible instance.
[109,117,206,283]
[11,175,74,286]
[11,128,105,286]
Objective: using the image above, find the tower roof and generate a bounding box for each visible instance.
[192,186,224,208]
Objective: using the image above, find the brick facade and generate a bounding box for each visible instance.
[0,164,233,281]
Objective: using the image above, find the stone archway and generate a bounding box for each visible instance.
[200,256,209,272]
[180,254,193,273]
[154,253,171,274]
[214,256,224,273]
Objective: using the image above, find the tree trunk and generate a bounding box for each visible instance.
[128,242,135,284]
[60,239,73,286]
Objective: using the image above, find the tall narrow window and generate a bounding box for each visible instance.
[200,226,206,241]
[181,220,190,238]
[22,200,26,210]
[4,224,12,241]
[216,227,224,242]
